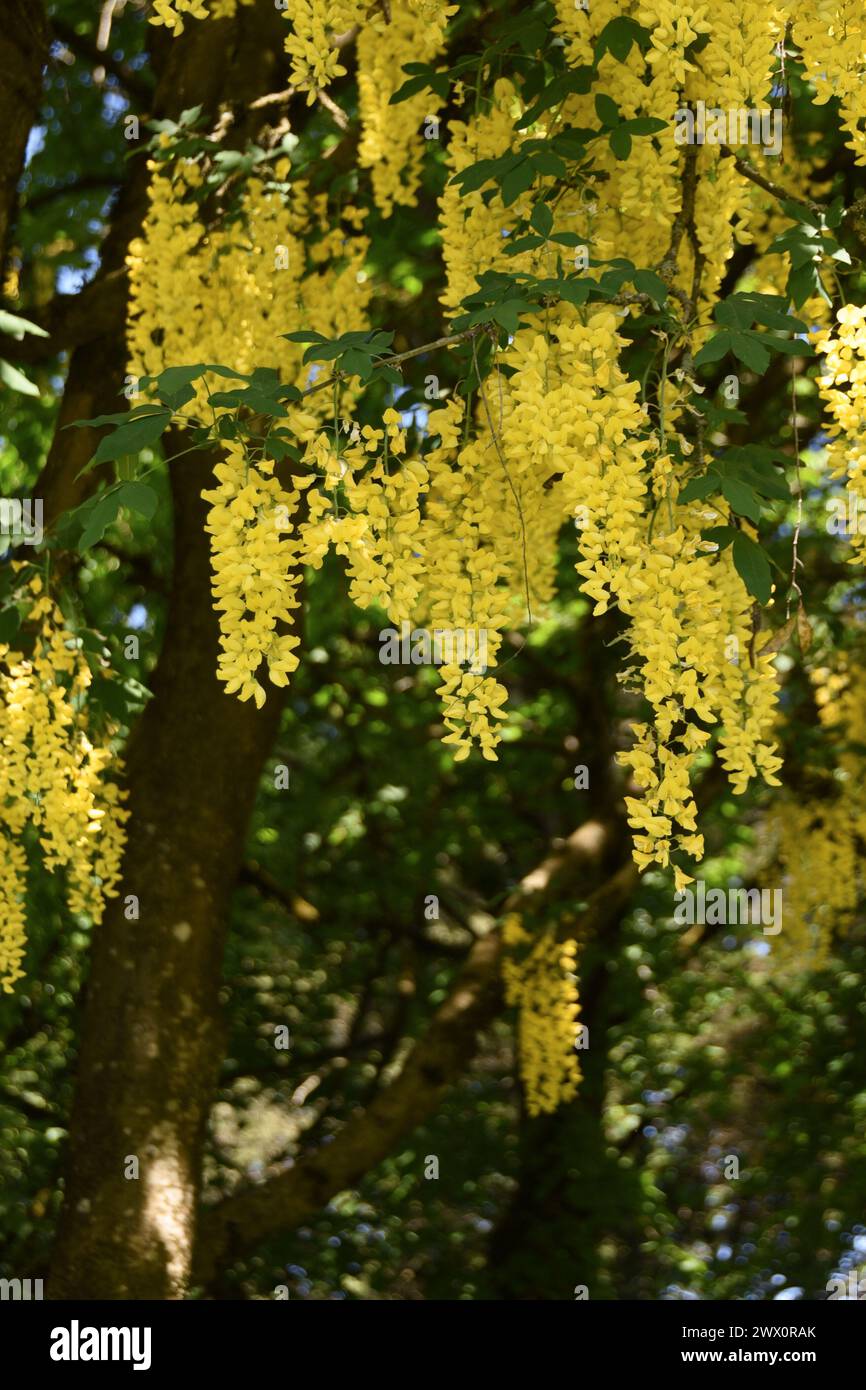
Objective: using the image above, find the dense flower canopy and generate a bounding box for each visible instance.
[5,0,866,1120]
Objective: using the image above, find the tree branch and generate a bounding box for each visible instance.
[719,144,825,215]
[193,818,634,1283]
[23,174,122,214]
[51,16,155,103]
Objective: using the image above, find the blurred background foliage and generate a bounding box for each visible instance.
[0,0,864,1300]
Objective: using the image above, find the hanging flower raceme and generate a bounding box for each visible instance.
[127,155,371,423]
[357,1,456,217]
[788,1,866,167]
[341,409,429,621]
[202,443,304,707]
[814,303,866,569]
[502,913,582,1117]
[138,0,790,869]
[283,1,367,98]
[149,0,210,32]
[149,0,260,33]
[0,573,128,992]
[765,654,866,970]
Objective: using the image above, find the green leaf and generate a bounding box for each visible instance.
[0,309,48,339]
[89,409,172,466]
[549,126,596,157]
[716,299,751,330]
[389,63,449,105]
[622,116,667,136]
[730,332,769,374]
[723,447,791,501]
[632,269,668,303]
[0,358,39,396]
[503,233,546,256]
[756,333,803,356]
[788,260,829,309]
[501,159,536,205]
[609,128,632,160]
[449,154,516,195]
[779,198,818,226]
[340,347,375,381]
[265,436,302,464]
[115,481,158,520]
[595,17,650,63]
[693,332,734,368]
[67,411,134,429]
[514,68,594,130]
[492,300,535,335]
[303,341,345,364]
[595,93,620,128]
[732,533,772,604]
[557,278,591,307]
[78,495,122,552]
[732,465,790,501]
[88,675,131,722]
[371,364,405,387]
[721,477,762,524]
[530,202,553,238]
[528,149,567,179]
[678,472,719,504]
[701,525,737,550]
[722,292,807,333]
[0,606,22,643]
[200,364,253,381]
[156,364,208,396]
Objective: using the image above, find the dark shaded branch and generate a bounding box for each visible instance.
[193,818,632,1282]
[0,0,50,267]
[720,144,824,215]
[51,16,155,103]
[23,174,122,214]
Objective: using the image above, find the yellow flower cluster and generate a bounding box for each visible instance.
[788,1,866,166]
[148,0,255,31]
[413,402,514,761]
[341,408,428,620]
[202,443,304,707]
[0,574,127,991]
[149,0,209,33]
[548,0,791,321]
[138,2,794,842]
[613,514,783,877]
[815,303,866,568]
[283,1,366,99]
[439,80,535,313]
[128,155,371,421]
[768,656,866,969]
[502,913,582,1117]
[128,153,371,703]
[692,1,785,108]
[357,2,456,217]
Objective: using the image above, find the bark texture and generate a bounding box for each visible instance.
[45,5,298,1300]
[0,0,48,266]
[50,454,289,1298]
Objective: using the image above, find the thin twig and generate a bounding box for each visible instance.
[719,145,824,215]
[300,326,484,402]
[471,335,533,626]
[787,357,804,618]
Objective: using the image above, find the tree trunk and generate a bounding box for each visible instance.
[485,937,641,1300]
[41,3,305,1300]
[50,457,288,1298]
[0,0,48,267]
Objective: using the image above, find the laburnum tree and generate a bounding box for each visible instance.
[1,0,866,1301]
